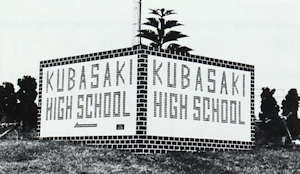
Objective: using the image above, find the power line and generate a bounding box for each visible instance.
[235,0,300,62]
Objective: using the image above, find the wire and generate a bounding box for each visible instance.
[235,0,300,62]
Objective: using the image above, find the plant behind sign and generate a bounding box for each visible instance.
[137,8,192,54]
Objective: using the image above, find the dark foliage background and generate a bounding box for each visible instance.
[257,87,300,146]
[0,76,38,131]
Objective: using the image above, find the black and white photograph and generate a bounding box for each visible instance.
[0,0,300,173]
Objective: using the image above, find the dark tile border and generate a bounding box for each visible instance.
[38,45,255,154]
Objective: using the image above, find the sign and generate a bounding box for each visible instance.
[147,55,251,141]
[40,56,137,137]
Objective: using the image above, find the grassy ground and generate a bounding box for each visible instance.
[1,140,300,174]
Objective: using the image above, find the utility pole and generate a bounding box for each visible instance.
[132,0,142,46]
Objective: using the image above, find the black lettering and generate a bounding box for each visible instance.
[220,71,228,95]
[193,96,201,121]
[153,59,162,85]
[195,67,203,91]
[94,93,102,118]
[57,69,64,92]
[66,96,72,119]
[181,64,190,89]
[208,69,216,93]
[203,97,210,121]
[212,98,219,122]
[58,96,64,120]
[91,64,99,88]
[221,99,228,123]
[79,66,86,90]
[86,94,93,118]
[77,95,84,119]
[46,71,53,93]
[239,101,245,125]
[170,93,178,119]
[104,92,111,117]
[68,68,75,91]
[113,92,121,117]
[116,61,125,86]
[46,98,53,120]
[232,72,239,95]
[104,62,111,87]
[243,74,245,97]
[154,91,162,117]
[180,94,188,120]
[164,92,167,118]
[167,62,176,88]
[130,59,133,85]
[53,97,57,120]
[123,91,130,116]
[230,100,237,124]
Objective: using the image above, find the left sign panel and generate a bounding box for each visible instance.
[40,55,137,137]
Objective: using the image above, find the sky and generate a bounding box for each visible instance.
[0,0,300,116]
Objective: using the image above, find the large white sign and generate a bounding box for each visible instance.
[40,56,137,137]
[147,56,252,141]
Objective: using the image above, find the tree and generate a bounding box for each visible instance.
[257,87,286,144]
[259,88,279,122]
[0,82,17,122]
[282,89,300,139]
[0,76,38,138]
[15,76,38,130]
[137,8,192,54]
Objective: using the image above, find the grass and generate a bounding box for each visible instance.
[1,139,300,173]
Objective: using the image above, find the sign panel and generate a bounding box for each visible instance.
[40,56,137,137]
[147,55,251,141]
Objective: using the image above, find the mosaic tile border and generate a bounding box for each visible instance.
[38,45,255,154]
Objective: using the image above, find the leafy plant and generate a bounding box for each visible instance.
[16,76,38,130]
[282,89,300,139]
[137,8,192,54]
[0,82,17,122]
[257,87,286,144]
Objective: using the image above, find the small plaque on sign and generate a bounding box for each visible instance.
[116,124,125,130]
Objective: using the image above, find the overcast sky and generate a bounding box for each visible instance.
[1,0,300,116]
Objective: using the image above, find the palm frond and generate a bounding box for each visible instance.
[177,46,193,53]
[167,43,193,54]
[164,10,176,16]
[163,31,188,44]
[137,29,158,43]
[164,20,182,29]
[167,43,181,50]
[149,9,160,16]
[144,18,159,28]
